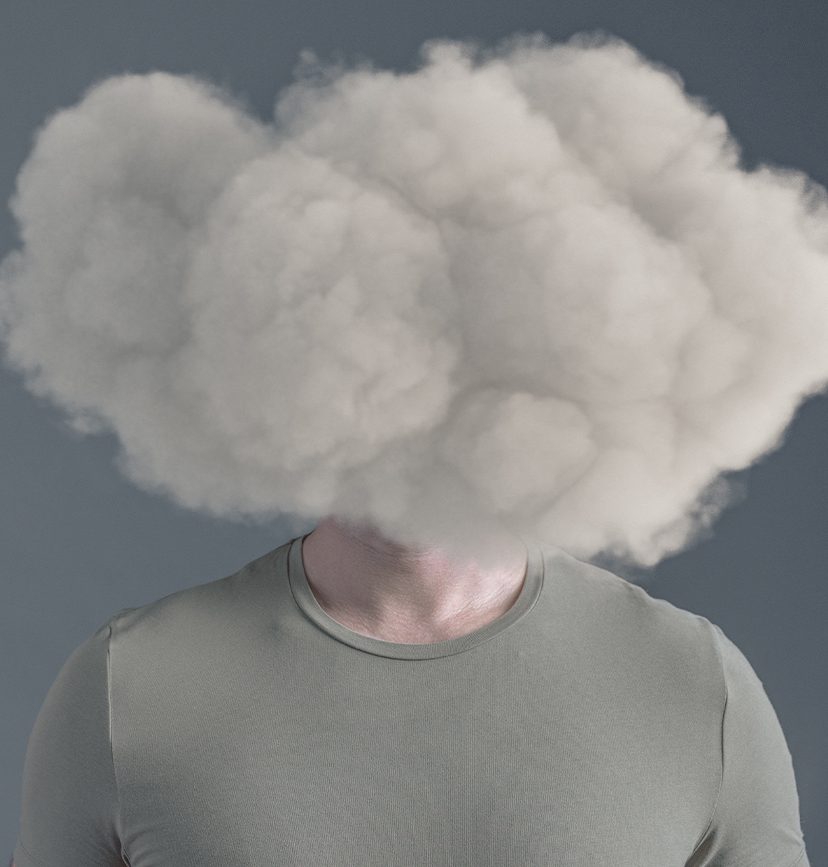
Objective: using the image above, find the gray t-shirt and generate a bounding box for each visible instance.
[14,537,810,866]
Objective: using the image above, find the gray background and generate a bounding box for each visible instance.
[2,0,825,861]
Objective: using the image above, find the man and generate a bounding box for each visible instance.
[12,515,810,866]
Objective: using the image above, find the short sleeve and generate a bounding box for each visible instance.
[689,623,810,867]
[13,616,126,867]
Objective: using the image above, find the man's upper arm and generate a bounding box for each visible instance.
[13,618,126,867]
[688,623,810,866]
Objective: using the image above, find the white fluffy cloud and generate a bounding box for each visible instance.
[3,32,828,567]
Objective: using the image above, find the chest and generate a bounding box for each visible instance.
[115,668,715,866]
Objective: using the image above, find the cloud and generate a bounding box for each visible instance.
[3,31,828,568]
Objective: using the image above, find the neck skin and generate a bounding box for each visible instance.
[300,515,528,644]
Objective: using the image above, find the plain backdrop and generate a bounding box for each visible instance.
[2,0,826,861]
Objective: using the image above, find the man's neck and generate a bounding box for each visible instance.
[300,515,528,643]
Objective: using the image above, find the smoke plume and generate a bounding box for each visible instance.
[3,32,828,568]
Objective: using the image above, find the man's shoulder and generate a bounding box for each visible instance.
[108,538,292,643]
[541,542,714,626]
[540,544,724,695]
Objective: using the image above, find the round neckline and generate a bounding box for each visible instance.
[286,533,545,659]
